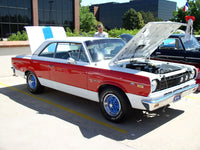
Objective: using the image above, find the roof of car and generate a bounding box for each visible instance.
[44,37,115,43]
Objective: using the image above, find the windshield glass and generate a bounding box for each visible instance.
[85,39,125,62]
[181,35,200,51]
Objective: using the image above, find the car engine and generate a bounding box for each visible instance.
[126,60,181,74]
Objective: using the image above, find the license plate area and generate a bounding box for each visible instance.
[173,94,181,102]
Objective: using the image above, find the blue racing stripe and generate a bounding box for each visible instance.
[42,27,54,40]
[42,27,55,52]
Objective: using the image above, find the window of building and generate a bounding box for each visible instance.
[0,0,32,37]
[38,0,74,29]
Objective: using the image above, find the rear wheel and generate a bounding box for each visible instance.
[99,87,130,122]
[26,72,44,93]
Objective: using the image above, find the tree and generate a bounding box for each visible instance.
[80,6,97,32]
[140,11,148,24]
[137,12,145,28]
[140,11,155,24]
[146,11,155,22]
[189,0,200,31]
[171,0,200,31]
[122,8,144,30]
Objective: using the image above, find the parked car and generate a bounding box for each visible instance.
[12,22,198,122]
[195,35,200,43]
[119,34,134,43]
[151,34,200,90]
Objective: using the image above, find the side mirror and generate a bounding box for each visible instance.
[67,57,76,64]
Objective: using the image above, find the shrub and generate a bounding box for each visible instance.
[108,28,139,38]
[8,30,27,41]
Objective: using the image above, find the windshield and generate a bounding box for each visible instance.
[181,35,200,51]
[85,39,125,62]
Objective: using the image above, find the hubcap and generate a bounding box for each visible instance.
[28,74,36,89]
[103,94,121,117]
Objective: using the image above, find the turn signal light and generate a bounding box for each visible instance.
[154,103,159,108]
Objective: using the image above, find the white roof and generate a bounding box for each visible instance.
[44,37,105,43]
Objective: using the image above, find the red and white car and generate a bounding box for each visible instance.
[12,22,198,122]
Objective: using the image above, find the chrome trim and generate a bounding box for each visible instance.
[186,57,200,60]
[157,55,184,59]
[142,83,198,111]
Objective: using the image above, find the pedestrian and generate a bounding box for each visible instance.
[94,24,108,38]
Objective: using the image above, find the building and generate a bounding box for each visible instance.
[0,0,79,38]
[90,0,176,29]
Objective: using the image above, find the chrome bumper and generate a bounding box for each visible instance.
[142,84,198,111]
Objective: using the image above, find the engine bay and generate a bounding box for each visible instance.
[125,60,181,74]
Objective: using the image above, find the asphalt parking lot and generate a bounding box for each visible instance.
[0,47,200,150]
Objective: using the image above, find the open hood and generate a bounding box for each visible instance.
[110,22,185,65]
[25,26,66,54]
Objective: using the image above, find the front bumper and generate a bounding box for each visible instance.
[142,83,198,111]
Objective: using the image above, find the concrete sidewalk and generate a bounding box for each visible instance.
[0,41,29,48]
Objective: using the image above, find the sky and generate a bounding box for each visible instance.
[81,0,187,8]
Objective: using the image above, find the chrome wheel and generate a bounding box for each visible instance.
[103,94,121,117]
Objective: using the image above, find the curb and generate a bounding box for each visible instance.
[0,41,29,48]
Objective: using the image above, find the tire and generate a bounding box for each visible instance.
[99,87,131,122]
[26,72,44,94]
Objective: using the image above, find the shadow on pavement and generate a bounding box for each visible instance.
[0,84,184,141]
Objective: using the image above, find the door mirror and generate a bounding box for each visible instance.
[67,57,76,64]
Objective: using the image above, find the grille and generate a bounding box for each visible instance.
[157,72,190,91]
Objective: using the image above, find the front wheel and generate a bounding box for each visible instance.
[99,87,131,122]
[26,72,44,94]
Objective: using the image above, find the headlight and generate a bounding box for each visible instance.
[190,69,196,79]
[151,80,158,92]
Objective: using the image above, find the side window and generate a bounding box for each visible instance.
[79,46,89,62]
[39,43,57,58]
[55,43,88,62]
[159,38,183,50]
[68,43,81,61]
[55,43,71,59]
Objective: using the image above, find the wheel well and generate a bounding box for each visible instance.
[98,84,127,99]
[98,84,132,111]
[25,70,31,77]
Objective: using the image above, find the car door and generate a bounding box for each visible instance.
[50,42,89,90]
[182,36,200,67]
[152,38,185,63]
[185,49,200,67]
[31,42,57,81]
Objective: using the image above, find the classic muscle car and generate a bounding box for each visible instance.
[12,22,198,122]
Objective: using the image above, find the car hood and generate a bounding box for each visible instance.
[110,22,185,65]
[25,26,66,54]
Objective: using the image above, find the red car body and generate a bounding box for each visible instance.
[12,22,198,122]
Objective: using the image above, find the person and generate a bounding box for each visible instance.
[94,24,108,38]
